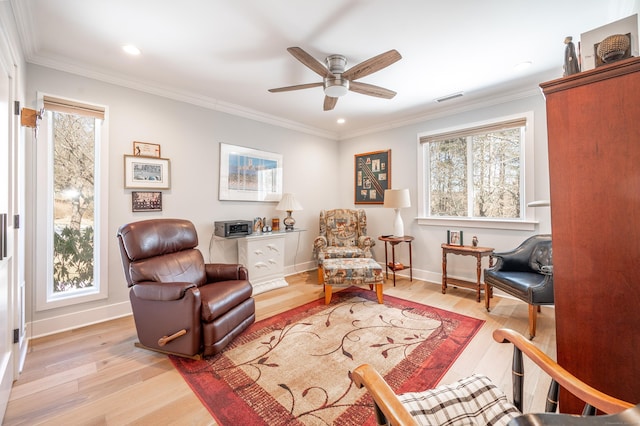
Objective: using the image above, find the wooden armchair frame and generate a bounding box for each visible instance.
[352,328,634,426]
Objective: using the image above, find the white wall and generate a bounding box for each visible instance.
[338,93,552,286]
[24,65,338,335]
[23,62,554,335]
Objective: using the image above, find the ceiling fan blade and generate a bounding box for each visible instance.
[268,82,323,93]
[323,96,338,111]
[349,81,397,99]
[287,47,334,78]
[342,49,402,81]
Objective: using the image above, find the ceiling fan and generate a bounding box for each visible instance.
[269,47,402,111]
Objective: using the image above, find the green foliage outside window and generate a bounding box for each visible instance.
[53,226,94,292]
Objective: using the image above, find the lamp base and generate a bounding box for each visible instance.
[283,211,295,231]
[392,208,404,237]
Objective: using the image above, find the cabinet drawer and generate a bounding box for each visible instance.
[238,234,285,281]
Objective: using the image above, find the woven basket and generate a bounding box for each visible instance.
[597,34,630,63]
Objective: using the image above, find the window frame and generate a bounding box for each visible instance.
[34,93,109,311]
[416,112,537,231]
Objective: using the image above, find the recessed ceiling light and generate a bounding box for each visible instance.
[514,61,532,71]
[122,45,141,56]
[337,118,346,124]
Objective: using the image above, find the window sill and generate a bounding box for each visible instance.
[417,217,538,231]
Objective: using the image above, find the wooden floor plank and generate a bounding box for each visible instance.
[4,273,556,425]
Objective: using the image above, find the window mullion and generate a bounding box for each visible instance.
[466,136,474,218]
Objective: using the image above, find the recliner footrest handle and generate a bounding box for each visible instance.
[158,329,187,346]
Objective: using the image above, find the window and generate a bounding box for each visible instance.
[35,95,109,310]
[417,113,536,230]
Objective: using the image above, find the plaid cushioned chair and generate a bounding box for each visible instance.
[313,209,376,281]
[353,328,634,426]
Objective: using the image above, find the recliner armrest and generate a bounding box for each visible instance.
[131,281,197,301]
[205,263,249,282]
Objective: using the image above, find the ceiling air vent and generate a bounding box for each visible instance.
[435,92,464,103]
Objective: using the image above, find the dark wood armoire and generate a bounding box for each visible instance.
[540,57,640,413]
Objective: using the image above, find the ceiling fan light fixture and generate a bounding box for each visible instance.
[324,77,349,97]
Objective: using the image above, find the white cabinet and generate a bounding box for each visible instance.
[237,233,287,295]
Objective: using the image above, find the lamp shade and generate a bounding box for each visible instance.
[276,193,303,211]
[384,189,411,209]
[384,189,411,237]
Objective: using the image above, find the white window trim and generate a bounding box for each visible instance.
[416,111,537,231]
[35,92,109,311]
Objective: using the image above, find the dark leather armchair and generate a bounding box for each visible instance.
[117,218,255,358]
[484,234,553,339]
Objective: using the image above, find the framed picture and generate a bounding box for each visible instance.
[133,141,161,158]
[447,230,463,246]
[354,149,390,204]
[219,143,283,202]
[124,155,171,189]
[580,14,639,71]
[132,191,162,212]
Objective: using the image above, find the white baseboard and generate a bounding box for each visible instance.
[26,264,533,340]
[28,301,132,339]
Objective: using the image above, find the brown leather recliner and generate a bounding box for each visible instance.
[117,218,255,358]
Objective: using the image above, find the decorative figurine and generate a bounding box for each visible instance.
[472,236,479,247]
[563,36,580,76]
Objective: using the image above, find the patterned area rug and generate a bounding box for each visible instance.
[170,287,484,425]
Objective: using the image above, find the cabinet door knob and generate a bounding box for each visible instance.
[254,261,268,269]
[266,244,280,253]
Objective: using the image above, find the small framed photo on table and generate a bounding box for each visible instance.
[447,230,463,246]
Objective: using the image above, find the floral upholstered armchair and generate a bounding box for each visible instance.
[313,209,375,279]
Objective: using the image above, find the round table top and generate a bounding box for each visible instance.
[378,235,414,242]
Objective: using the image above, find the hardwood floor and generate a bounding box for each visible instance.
[4,272,556,425]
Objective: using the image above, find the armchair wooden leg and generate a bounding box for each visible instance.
[528,304,537,339]
[325,285,332,304]
[317,266,324,284]
[485,283,492,311]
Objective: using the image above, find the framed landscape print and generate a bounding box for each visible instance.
[354,149,390,204]
[124,155,171,189]
[219,143,283,202]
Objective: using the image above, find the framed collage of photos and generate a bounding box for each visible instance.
[354,149,390,204]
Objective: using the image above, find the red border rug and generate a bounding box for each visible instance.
[170,287,484,425]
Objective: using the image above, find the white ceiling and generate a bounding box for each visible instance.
[10,0,637,139]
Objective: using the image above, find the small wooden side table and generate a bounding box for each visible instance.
[378,235,414,286]
[441,244,494,302]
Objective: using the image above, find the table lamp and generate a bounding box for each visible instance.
[276,193,303,231]
[384,189,411,237]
